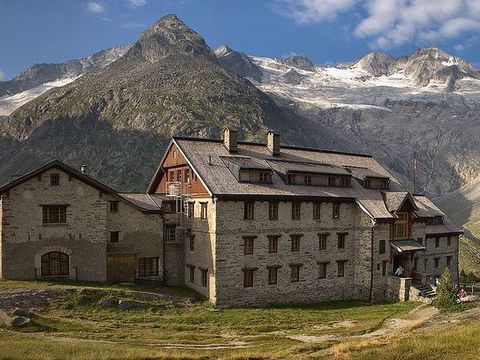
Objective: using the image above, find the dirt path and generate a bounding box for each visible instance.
[287,304,439,343]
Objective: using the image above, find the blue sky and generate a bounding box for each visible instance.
[1,0,480,80]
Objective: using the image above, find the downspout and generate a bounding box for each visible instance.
[369,221,376,304]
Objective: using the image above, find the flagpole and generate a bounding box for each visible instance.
[413,152,417,194]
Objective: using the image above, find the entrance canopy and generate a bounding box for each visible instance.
[390,240,425,253]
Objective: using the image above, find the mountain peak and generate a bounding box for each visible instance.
[214,44,234,57]
[280,55,314,70]
[126,14,215,63]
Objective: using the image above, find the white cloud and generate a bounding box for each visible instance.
[276,0,356,23]
[277,0,480,49]
[85,1,105,14]
[0,70,5,81]
[126,0,147,8]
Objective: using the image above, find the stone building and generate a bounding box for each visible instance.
[147,129,463,306]
[0,130,463,306]
[0,161,165,284]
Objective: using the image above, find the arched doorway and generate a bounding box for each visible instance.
[41,251,69,278]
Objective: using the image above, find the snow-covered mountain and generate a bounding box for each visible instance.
[0,44,131,118]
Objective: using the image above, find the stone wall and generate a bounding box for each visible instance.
[0,169,108,281]
[183,198,216,301]
[422,235,459,283]
[213,200,373,307]
[106,195,164,281]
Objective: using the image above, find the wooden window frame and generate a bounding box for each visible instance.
[268,235,279,253]
[109,201,119,212]
[337,260,347,277]
[393,212,409,240]
[200,268,208,287]
[138,257,159,277]
[42,205,67,224]
[313,202,321,219]
[243,268,255,288]
[244,201,255,220]
[187,202,195,218]
[164,225,177,242]
[447,236,452,247]
[243,236,255,255]
[292,202,301,220]
[382,260,388,276]
[435,237,440,248]
[332,203,340,219]
[379,239,386,254]
[337,233,347,250]
[200,202,208,220]
[188,265,195,283]
[50,173,60,186]
[434,257,440,268]
[189,235,195,252]
[446,256,452,267]
[290,264,301,282]
[291,235,301,252]
[267,266,279,285]
[318,233,328,250]
[269,202,278,220]
[318,262,328,279]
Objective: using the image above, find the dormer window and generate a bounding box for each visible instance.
[239,170,272,183]
[288,173,296,184]
[426,216,444,225]
[364,177,390,190]
[303,174,311,184]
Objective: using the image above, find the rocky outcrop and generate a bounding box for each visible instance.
[215,45,263,82]
[279,56,314,70]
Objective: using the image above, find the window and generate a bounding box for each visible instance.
[267,266,278,285]
[337,233,347,250]
[339,177,350,187]
[50,173,60,186]
[176,169,182,182]
[138,257,159,277]
[318,233,328,250]
[200,269,208,287]
[109,201,119,212]
[243,268,255,288]
[328,176,335,186]
[413,257,418,271]
[424,258,428,270]
[188,265,195,283]
[393,213,409,239]
[164,225,176,242]
[169,171,175,182]
[435,237,440,248]
[268,235,279,253]
[332,204,340,219]
[269,202,278,220]
[42,205,67,224]
[303,174,312,184]
[434,257,440,268]
[291,235,301,251]
[184,169,190,184]
[243,236,255,255]
[379,239,386,254]
[244,201,255,220]
[290,264,301,282]
[313,202,321,219]
[200,202,208,220]
[382,260,388,276]
[287,173,296,184]
[364,177,389,190]
[187,202,195,218]
[189,235,195,252]
[446,256,452,267]
[292,203,301,220]
[163,202,176,214]
[337,260,347,277]
[41,252,69,277]
[318,262,328,279]
[259,172,271,183]
[110,231,119,243]
[447,236,452,246]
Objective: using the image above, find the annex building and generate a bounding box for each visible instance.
[0,129,462,306]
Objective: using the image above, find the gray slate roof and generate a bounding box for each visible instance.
[118,194,165,212]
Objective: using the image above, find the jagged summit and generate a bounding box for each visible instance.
[349,52,396,76]
[279,55,314,70]
[214,44,234,57]
[214,44,263,82]
[125,14,215,63]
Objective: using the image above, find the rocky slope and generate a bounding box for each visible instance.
[0,45,131,117]
[0,15,352,191]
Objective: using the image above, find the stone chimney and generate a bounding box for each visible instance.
[80,165,88,174]
[267,131,280,156]
[223,127,238,153]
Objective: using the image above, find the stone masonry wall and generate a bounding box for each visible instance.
[0,169,107,281]
[213,200,373,307]
[106,195,164,281]
[183,198,216,301]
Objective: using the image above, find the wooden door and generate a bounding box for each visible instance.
[107,254,137,283]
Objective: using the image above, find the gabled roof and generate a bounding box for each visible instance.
[383,191,419,213]
[0,160,162,214]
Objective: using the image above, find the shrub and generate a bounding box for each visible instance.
[434,268,457,310]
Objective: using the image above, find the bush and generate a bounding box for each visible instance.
[434,268,457,310]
